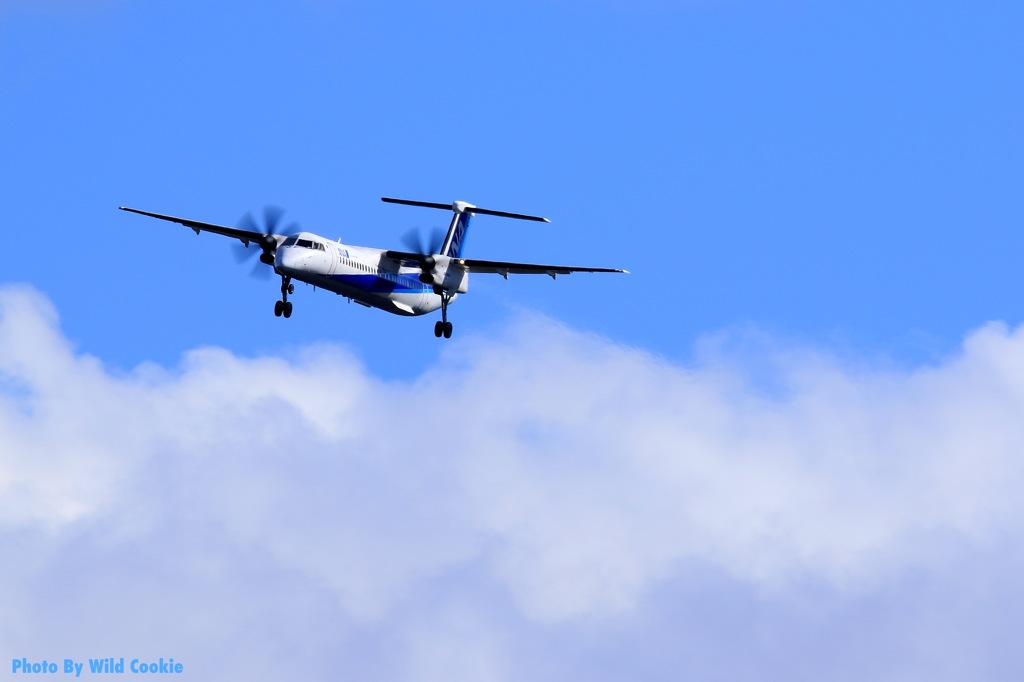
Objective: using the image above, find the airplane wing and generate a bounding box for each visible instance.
[382,251,628,277]
[119,206,275,247]
[455,257,629,279]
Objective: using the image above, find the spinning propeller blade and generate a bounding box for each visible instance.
[400,225,444,280]
[401,226,445,256]
[232,205,296,275]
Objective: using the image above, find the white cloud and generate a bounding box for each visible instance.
[2,284,1023,680]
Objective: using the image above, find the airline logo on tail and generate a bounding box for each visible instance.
[445,211,472,258]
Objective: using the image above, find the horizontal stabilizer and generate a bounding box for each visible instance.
[381,197,550,223]
[381,197,453,211]
[469,206,550,223]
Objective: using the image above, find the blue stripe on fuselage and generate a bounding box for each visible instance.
[330,273,429,294]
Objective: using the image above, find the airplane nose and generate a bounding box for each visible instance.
[276,247,301,271]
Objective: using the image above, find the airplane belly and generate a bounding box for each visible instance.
[324,273,427,316]
[278,255,443,317]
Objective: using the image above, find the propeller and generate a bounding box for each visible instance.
[401,226,445,283]
[233,205,298,277]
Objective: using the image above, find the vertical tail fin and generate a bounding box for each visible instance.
[442,201,474,258]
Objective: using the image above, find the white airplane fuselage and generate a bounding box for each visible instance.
[274,231,453,317]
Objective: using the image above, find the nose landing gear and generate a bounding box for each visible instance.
[274,275,294,318]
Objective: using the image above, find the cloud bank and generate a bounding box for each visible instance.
[2,284,1023,680]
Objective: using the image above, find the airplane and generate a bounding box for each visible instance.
[119,197,628,338]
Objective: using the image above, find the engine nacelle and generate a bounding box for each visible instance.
[422,256,468,294]
[442,265,469,294]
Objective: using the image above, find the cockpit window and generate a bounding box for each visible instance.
[283,237,326,251]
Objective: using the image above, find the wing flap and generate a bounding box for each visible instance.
[119,206,271,246]
[456,257,629,279]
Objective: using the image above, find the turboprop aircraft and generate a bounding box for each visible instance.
[119,197,628,338]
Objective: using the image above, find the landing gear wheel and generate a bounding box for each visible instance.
[435,290,454,339]
[275,275,293,319]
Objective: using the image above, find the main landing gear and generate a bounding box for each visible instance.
[274,275,294,318]
[433,291,453,339]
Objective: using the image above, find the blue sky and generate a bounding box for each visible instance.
[3,1,1024,680]
[3,0,1020,375]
